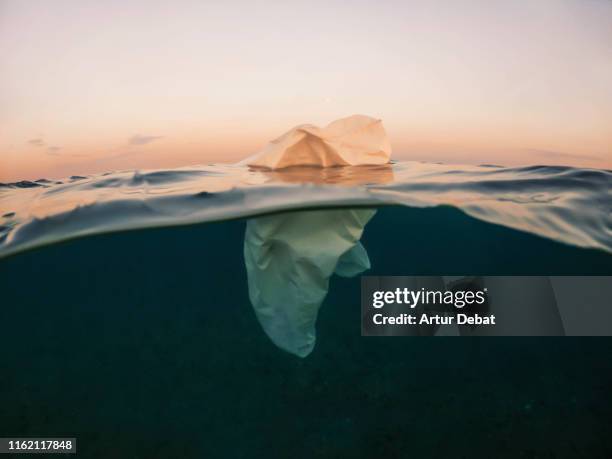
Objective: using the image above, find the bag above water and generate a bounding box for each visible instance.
[242,115,391,169]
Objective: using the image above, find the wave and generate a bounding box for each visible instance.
[1,161,611,258]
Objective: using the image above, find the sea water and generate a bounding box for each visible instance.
[0,161,611,457]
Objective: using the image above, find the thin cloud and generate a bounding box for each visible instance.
[28,138,45,147]
[47,146,61,155]
[527,149,603,162]
[128,134,163,146]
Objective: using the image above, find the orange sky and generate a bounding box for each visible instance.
[1,0,611,181]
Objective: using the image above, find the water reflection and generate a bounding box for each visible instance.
[255,163,395,186]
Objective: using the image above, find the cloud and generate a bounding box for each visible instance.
[28,138,45,147]
[46,146,61,155]
[128,134,163,146]
[527,149,603,162]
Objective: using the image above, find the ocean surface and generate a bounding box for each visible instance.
[1,161,611,457]
[1,161,611,258]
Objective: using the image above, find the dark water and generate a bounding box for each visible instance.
[1,206,611,458]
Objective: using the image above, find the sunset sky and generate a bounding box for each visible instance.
[1,0,611,181]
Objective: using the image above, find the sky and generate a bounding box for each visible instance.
[1,0,611,181]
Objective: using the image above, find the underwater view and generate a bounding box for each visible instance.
[1,161,611,457]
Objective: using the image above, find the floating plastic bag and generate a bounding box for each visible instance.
[242,115,391,169]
